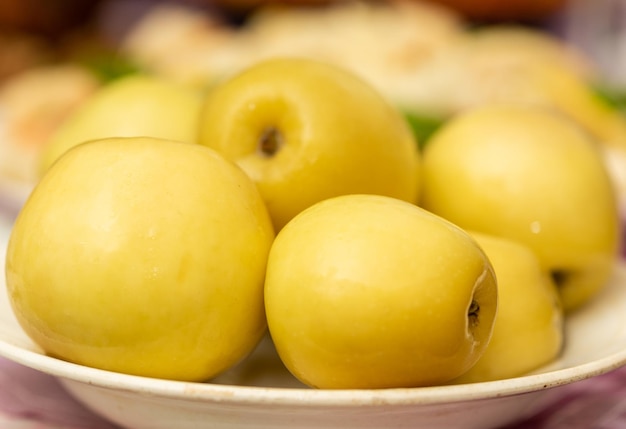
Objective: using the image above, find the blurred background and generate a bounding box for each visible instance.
[0,0,624,83]
[0,0,625,219]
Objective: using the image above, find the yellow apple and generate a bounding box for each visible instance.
[39,74,202,175]
[420,104,620,312]
[264,194,498,389]
[198,57,421,231]
[6,136,275,381]
[452,232,563,383]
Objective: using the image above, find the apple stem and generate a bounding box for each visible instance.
[258,127,283,157]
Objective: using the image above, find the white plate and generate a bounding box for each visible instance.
[1,220,626,429]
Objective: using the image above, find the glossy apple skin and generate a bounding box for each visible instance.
[452,232,563,383]
[39,74,202,176]
[264,194,497,389]
[198,58,421,231]
[6,137,275,381]
[420,104,620,312]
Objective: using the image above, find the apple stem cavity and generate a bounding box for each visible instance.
[258,127,284,157]
[468,300,480,327]
[551,270,568,289]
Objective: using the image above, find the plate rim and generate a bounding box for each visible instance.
[0,263,625,408]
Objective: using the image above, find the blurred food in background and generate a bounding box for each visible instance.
[0,0,625,221]
[0,64,100,182]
